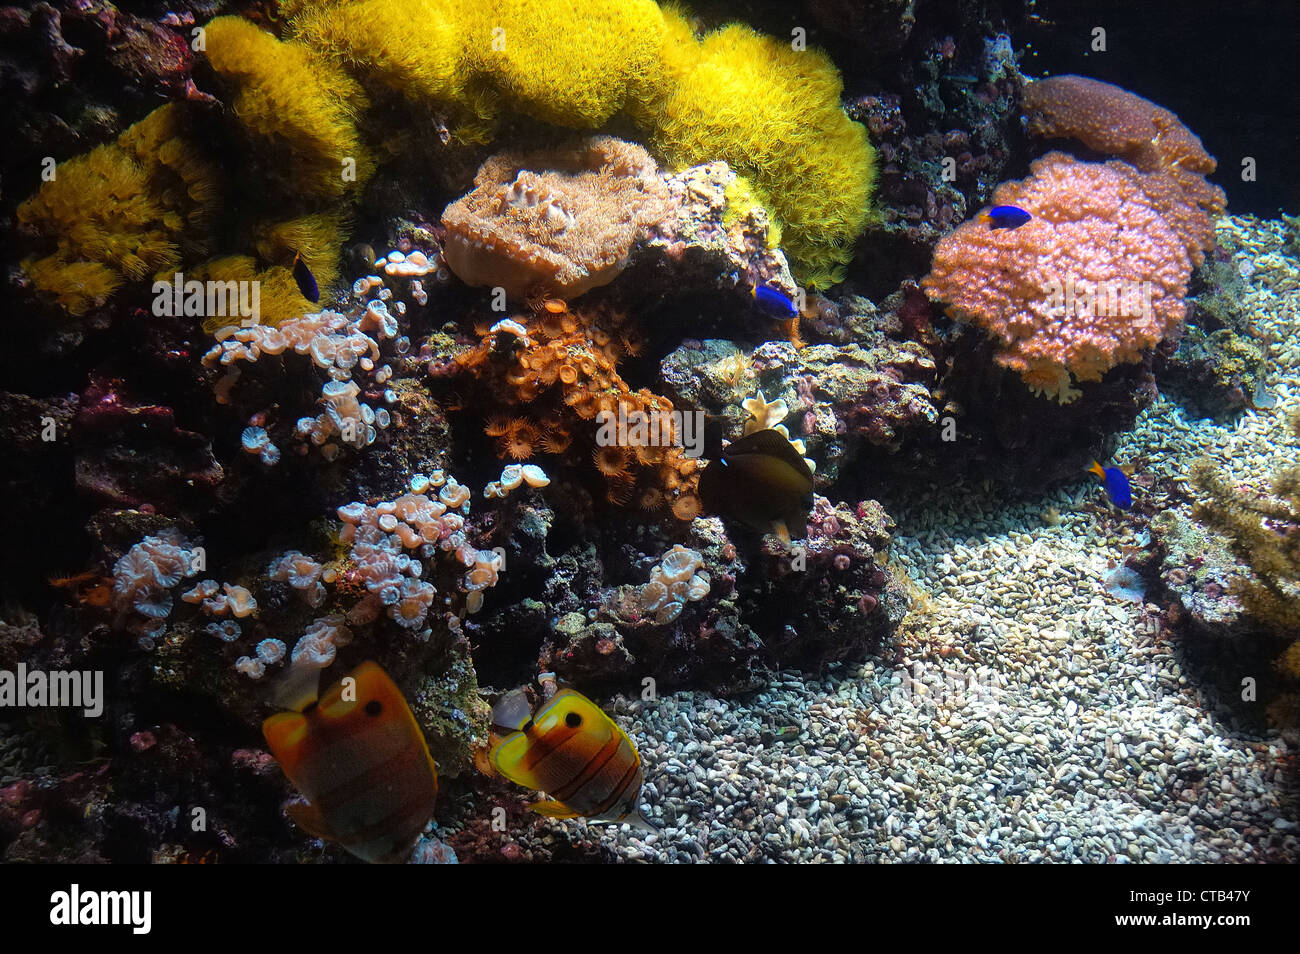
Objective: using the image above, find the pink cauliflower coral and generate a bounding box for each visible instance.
[922,152,1196,402]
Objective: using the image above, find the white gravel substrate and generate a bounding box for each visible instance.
[519,215,1300,862]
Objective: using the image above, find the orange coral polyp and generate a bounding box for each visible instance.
[593,445,631,476]
[671,494,702,521]
[502,422,541,460]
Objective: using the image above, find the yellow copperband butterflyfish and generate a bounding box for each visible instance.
[262,661,438,863]
[488,686,655,831]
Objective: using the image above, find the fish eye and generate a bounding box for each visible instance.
[364,700,383,717]
[565,711,582,728]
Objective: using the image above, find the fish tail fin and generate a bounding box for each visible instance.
[1087,461,1106,480]
[530,799,580,819]
[772,519,792,547]
[624,808,660,835]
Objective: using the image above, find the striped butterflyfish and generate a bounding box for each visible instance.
[488,686,654,830]
[262,661,438,863]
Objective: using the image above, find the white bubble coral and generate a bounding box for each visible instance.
[112,530,199,629]
[205,620,241,643]
[291,615,352,668]
[637,545,710,624]
[256,638,287,665]
[234,656,266,680]
[224,584,257,618]
[268,550,327,607]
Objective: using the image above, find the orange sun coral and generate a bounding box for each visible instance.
[500,421,541,459]
[593,444,632,477]
[450,299,701,516]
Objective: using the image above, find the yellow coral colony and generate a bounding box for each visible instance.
[197,17,367,324]
[17,105,221,316]
[17,1,874,321]
[642,11,875,286]
[203,16,372,203]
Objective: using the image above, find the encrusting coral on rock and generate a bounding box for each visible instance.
[1189,407,1300,730]
[453,298,705,518]
[442,137,672,299]
[923,153,1202,403]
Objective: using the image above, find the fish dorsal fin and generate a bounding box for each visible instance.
[722,428,813,481]
[268,660,324,713]
[491,688,534,732]
[287,800,338,841]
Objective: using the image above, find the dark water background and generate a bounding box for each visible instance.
[1025,0,1300,216]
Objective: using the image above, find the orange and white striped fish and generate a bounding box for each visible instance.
[487,686,655,830]
[262,661,438,863]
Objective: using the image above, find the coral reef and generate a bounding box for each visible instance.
[923,153,1203,403]
[644,11,874,286]
[660,337,938,485]
[539,499,907,693]
[452,300,704,517]
[442,137,672,299]
[638,160,798,308]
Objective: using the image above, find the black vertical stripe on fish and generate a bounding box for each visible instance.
[551,733,623,803]
[589,757,642,818]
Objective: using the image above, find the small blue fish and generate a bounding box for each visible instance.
[752,284,797,319]
[1089,460,1132,510]
[981,205,1032,230]
[292,251,320,303]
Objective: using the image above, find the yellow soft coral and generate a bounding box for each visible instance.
[292,0,666,133]
[204,16,373,202]
[191,256,313,331]
[17,104,221,316]
[290,0,486,122]
[458,0,667,128]
[641,12,875,286]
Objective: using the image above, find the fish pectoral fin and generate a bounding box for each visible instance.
[529,799,581,819]
[286,800,338,841]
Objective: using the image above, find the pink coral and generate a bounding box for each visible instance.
[922,153,1196,402]
[1022,75,1225,267]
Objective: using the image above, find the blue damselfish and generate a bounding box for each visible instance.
[981,205,1032,230]
[1089,461,1132,510]
[752,284,798,318]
